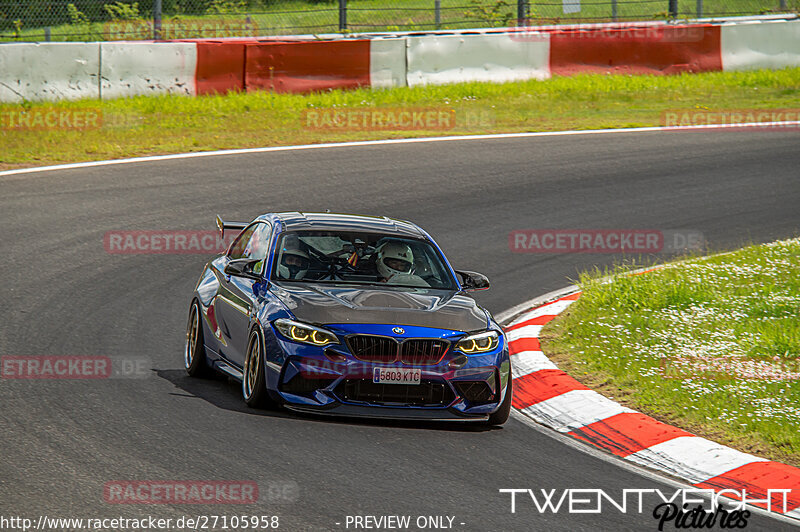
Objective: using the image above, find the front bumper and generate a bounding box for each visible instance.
[264,322,510,419]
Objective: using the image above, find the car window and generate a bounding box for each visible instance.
[228,222,273,275]
[227,224,257,260]
[245,223,272,274]
[271,230,457,290]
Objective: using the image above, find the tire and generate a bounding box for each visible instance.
[242,328,270,408]
[486,374,513,426]
[185,300,210,377]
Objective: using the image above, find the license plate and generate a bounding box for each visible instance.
[373,367,421,385]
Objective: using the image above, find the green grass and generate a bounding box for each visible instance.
[542,239,800,466]
[1,67,798,170]
[2,0,798,42]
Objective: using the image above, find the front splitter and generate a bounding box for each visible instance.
[284,404,489,422]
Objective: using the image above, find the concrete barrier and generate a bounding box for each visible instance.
[721,19,800,71]
[99,42,197,99]
[245,40,371,93]
[2,19,799,102]
[406,33,550,87]
[194,41,250,95]
[369,38,406,89]
[550,25,722,75]
[0,43,100,102]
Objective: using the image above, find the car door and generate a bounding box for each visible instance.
[214,222,272,368]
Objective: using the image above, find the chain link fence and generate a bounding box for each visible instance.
[1,0,797,42]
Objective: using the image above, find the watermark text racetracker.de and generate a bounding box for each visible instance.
[302,107,494,131]
[1,108,144,131]
[509,23,710,43]
[104,230,236,255]
[104,481,257,504]
[509,229,705,254]
[1,355,150,379]
[660,355,800,381]
[1,108,102,131]
[103,18,260,40]
[104,480,298,505]
[662,109,800,130]
[500,488,795,530]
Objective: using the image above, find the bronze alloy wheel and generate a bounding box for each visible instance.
[242,329,269,408]
[185,301,209,377]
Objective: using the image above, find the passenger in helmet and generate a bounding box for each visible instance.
[375,241,428,287]
[278,242,310,280]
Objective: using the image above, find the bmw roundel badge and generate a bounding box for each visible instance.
[392,327,405,335]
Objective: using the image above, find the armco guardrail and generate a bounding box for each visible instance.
[1,18,798,102]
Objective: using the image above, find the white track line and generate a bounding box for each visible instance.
[2,121,798,178]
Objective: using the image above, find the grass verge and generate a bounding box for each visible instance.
[542,238,800,467]
[1,67,799,171]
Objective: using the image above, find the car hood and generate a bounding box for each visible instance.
[270,282,488,332]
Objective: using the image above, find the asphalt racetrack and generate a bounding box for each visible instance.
[1,129,798,531]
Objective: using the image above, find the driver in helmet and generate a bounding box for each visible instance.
[278,241,310,280]
[375,241,428,287]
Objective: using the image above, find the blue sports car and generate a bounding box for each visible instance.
[185,212,512,425]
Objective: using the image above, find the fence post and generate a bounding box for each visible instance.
[435,0,441,29]
[612,0,618,21]
[668,0,678,19]
[696,0,703,18]
[780,0,788,9]
[339,0,347,32]
[517,0,527,25]
[153,0,162,40]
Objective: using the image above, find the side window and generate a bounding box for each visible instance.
[244,223,272,274]
[227,224,257,260]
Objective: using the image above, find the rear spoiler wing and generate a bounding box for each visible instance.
[215,215,248,238]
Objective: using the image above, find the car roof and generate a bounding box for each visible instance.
[260,212,427,239]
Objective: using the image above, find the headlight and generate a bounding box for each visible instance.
[274,319,339,347]
[455,331,499,354]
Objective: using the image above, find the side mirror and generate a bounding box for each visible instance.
[224,258,262,280]
[455,270,490,292]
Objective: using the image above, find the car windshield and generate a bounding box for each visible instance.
[271,230,457,290]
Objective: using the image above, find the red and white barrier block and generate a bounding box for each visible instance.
[549,24,722,76]
[0,43,100,102]
[721,19,800,71]
[100,42,196,99]
[406,33,550,86]
[195,38,405,95]
[505,292,800,519]
[1,18,798,102]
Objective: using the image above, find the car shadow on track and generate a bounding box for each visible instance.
[156,369,498,433]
